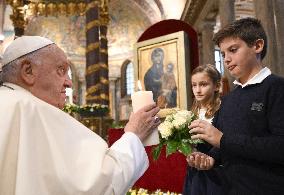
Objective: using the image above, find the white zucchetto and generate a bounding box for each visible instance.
[1,36,54,69]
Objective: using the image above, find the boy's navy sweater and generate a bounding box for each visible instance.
[212,74,284,195]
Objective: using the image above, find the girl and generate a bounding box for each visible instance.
[183,64,224,195]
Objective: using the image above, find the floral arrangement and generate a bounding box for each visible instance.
[127,188,181,195]
[63,104,109,116]
[152,109,203,161]
[63,104,80,114]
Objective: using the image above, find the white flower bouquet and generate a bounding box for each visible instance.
[152,109,203,160]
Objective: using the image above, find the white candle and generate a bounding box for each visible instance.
[131,91,154,113]
[131,81,159,146]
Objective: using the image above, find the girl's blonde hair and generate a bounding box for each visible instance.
[191,64,221,119]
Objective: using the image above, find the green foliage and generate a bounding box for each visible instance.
[166,140,179,157]
[179,141,192,156]
[152,142,164,161]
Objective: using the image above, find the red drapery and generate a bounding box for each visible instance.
[108,128,187,193]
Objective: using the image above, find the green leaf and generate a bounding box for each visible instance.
[152,143,163,161]
[178,142,192,156]
[166,140,179,157]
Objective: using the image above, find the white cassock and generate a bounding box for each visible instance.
[0,83,148,195]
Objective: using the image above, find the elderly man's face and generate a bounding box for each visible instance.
[31,45,72,109]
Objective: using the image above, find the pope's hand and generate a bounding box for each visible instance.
[189,119,223,148]
[124,103,160,141]
[187,152,215,170]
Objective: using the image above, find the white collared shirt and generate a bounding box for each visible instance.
[233,67,271,88]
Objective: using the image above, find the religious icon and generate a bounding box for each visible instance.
[134,31,192,110]
[159,62,177,108]
[144,48,165,102]
[144,48,177,108]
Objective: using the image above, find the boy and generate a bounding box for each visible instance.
[188,17,284,194]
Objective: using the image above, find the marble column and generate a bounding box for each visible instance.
[85,0,101,104]
[254,0,278,74]
[218,0,235,90]
[219,0,235,28]
[99,6,109,106]
[273,0,284,76]
[200,21,215,65]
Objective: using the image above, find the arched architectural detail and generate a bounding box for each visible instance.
[181,0,207,25]
[131,0,162,23]
[120,59,132,98]
[153,0,165,19]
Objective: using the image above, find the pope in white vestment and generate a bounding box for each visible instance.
[0,83,148,195]
[0,36,160,195]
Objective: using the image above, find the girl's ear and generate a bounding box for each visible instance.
[255,39,264,54]
[20,60,36,85]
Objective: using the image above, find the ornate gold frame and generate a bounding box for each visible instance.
[134,31,192,110]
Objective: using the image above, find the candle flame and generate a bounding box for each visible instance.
[137,80,143,91]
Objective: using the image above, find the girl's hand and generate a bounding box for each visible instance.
[187,152,215,170]
[188,119,223,148]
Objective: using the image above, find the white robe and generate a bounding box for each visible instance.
[0,83,148,195]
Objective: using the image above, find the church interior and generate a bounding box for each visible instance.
[0,0,283,193]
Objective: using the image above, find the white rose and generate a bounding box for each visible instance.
[172,116,187,129]
[158,121,173,139]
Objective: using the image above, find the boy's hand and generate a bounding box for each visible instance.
[187,152,215,170]
[189,119,223,148]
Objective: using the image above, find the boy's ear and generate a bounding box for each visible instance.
[20,60,36,85]
[254,39,264,54]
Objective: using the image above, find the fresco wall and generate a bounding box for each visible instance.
[24,0,155,79]
[25,16,86,79]
[23,0,155,112]
[108,0,152,77]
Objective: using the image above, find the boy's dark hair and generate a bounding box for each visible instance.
[213,17,267,60]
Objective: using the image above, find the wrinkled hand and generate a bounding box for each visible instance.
[189,119,223,148]
[187,152,215,170]
[124,103,160,141]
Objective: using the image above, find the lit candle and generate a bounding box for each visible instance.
[131,80,159,146]
[131,80,154,112]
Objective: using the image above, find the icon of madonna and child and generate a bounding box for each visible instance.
[144,48,177,109]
